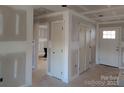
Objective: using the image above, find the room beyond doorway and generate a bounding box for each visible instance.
[32,23,49,85]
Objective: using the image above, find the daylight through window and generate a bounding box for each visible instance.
[103,30,116,39]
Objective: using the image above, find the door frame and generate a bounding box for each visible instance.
[33,22,49,74]
[98,27,121,68]
[49,20,64,80]
[78,23,92,76]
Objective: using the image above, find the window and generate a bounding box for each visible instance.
[103,30,116,39]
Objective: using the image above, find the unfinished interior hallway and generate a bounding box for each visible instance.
[1,5,124,87]
[32,58,47,86]
[33,5,123,87]
[32,64,119,87]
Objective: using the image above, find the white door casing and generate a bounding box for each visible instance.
[99,27,120,67]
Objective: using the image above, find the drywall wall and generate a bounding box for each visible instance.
[68,10,96,81]
[34,11,96,83]
[34,15,63,24]
[99,23,124,68]
[0,53,26,87]
[0,6,26,41]
[0,59,2,84]
[0,6,33,87]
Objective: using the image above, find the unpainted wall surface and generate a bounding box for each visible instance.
[0,6,26,41]
[0,6,32,87]
[69,13,96,80]
[0,52,26,87]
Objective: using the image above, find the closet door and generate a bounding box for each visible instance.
[79,25,86,74]
[79,24,91,74]
[50,21,64,80]
[86,27,91,69]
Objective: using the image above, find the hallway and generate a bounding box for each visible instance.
[32,64,119,87]
[32,58,47,86]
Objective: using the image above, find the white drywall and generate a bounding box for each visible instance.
[67,10,96,82]
[0,14,3,35]
[0,62,1,78]
[34,10,96,83]
[25,6,33,86]
[0,6,33,87]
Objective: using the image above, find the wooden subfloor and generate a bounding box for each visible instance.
[32,59,119,87]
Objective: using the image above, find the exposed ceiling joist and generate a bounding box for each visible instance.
[82,6,124,15]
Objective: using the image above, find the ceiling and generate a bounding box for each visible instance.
[33,5,124,23]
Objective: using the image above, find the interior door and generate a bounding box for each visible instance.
[86,28,91,69]
[79,25,86,74]
[50,21,64,80]
[99,28,120,67]
[79,24,91,74]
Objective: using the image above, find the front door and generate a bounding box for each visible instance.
[99,27,120,67]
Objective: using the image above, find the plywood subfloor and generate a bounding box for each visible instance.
[69,64,119,87]
[32,58,47,86]
[32,60,119,87]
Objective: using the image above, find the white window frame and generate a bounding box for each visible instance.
[102,30,116,39]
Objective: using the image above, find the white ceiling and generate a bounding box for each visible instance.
[33,5,124,23]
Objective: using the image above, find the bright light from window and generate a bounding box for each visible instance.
[103,30,116,39]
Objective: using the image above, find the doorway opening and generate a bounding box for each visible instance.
[99,27,121,67]
[32,23,49,85]
[78,23,96,75]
